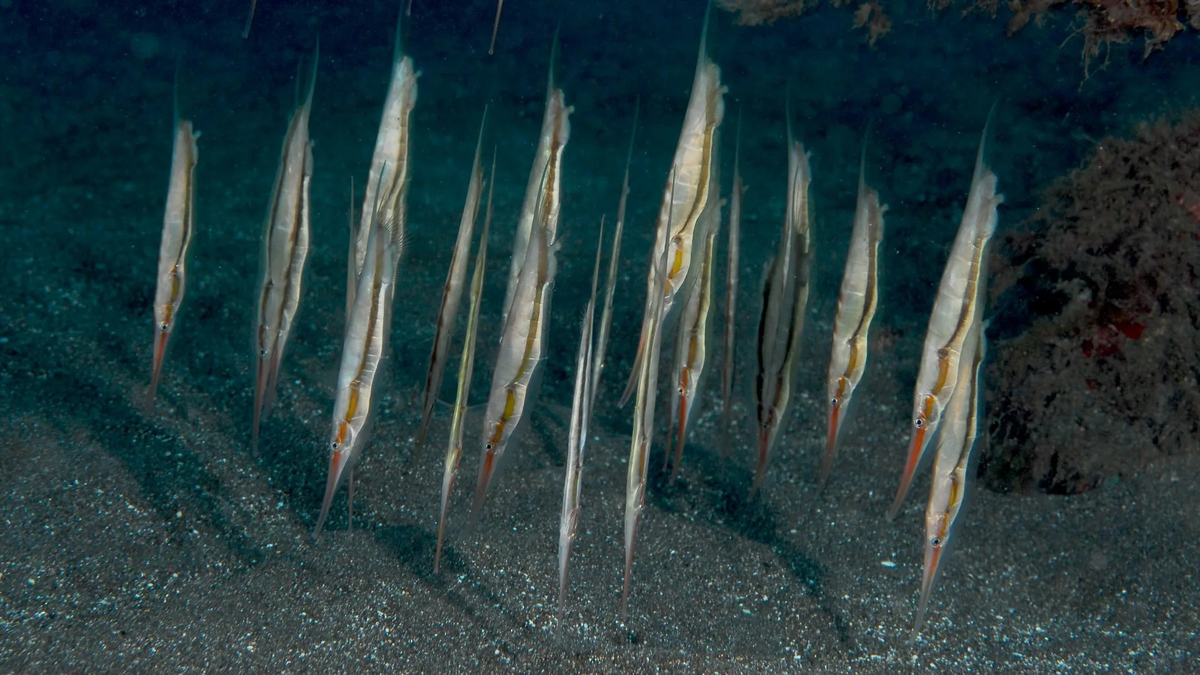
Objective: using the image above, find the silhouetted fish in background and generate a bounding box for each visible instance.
[252,40,318,450]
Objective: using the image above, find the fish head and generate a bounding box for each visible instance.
[910,392,940,460]
[677,366,696,406]
[826,376,850,448]
[151,311,174,376]
[331,418,357,457]
[921,511,951,591]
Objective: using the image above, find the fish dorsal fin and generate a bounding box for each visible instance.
[172,58,183,124]
[697,0,714,68]
[784,83,794,151]
[734,102,743,177]
[591,218,605,304]
[624,97,640,181]
[857,120,873,204]
[349,175,357,241]
[546,25,561,102]
[392,1,407,67]
[471,105,488,190]
[971,101,1000,185]
[303,36,320,110]
[291,37,319,111]
[242,0,257,39]
[486,145,498,235]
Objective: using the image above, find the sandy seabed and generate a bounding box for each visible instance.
[1,1,1198,671]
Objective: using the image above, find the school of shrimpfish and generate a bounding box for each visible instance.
[147,2,999,641]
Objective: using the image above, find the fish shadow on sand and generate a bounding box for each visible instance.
[31,354,268,568]
[251,410,330,530]
[375,523,441,578]
[8,236,271,568]
[375,523,531,636]
[649,440,853,647]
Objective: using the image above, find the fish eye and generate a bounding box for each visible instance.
[160,322,169,332]
[485,443,493,451]
[930,536,942,547]
[678,385,685,395]
[261,348,268,358]
[914,418,924,429]
[830,397,839,407]
[331,441,339,450]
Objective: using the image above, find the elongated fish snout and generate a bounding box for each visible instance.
[252,350,271,448]
[668,383,690,483]
[314,446,352,540]
[750,423,772,497]
[818,396,843,491]
[912,534,945,641]
[888,422,928,520]
[148,327,171,405]
[472,441,499,517]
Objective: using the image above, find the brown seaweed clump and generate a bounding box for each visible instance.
[720,0,1196,65]
[1002,0,1199,73]
[718,0,893,45]
[984,114,1200,494]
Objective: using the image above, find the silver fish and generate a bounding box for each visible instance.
[149,104,199,405]
[434,152,495,573]
[620,4,725,408]
[889,115,1001,519]
[819,135,885,491]
[353,8,418,300]
[500,41,571,328]
[913,312,986,640]
[474,222,558,517]
[558,221,603,611]
[591,100,638,408]
[666,187,720,483]
[252,42,317,448]
[752,120,812,497]
[315,204,403,538]
[720,114,743,455]
[417,109,487,456]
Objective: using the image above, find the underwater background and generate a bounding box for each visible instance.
[2,0,1198,670]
